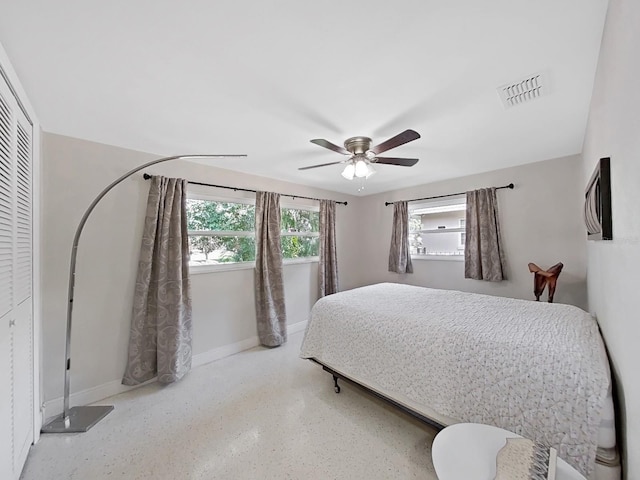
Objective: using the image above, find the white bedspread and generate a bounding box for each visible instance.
[300,283,609,478]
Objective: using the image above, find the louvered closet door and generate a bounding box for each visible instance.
[12,110,32,472]
[0,70,33,479]
[0,76,15,480]
[0,320,10,480]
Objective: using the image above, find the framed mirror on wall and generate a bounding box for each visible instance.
[585,157,612,241]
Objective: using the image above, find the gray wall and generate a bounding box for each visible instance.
[41,133,360,405]
[351,155,588,308]
[582,0,640,476]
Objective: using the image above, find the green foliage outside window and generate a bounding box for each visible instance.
[188,235,256,263]
[281,235,318,259]
[187,200,255,231]
[281,208,319,233]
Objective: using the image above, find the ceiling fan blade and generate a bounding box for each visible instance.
[310,139,350,155]
[374,157,419,167]
[298,161,344,171]
[370,129,421,155]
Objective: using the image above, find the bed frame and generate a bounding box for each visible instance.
[311,357,621,478]
[310,358,446,431]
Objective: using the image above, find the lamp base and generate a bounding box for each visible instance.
[41,405,114,433]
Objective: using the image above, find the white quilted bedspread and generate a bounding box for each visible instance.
[300,283,609,478]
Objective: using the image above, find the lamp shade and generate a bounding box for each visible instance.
[341,162,355,180]
[354,159,369,177]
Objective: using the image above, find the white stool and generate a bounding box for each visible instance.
[431,423,586,480]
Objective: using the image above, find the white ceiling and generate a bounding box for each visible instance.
[0,0,608,195]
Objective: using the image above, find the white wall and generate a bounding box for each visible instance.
[352,155,588,308]
[581,0,640,477]
[41,133,359,413]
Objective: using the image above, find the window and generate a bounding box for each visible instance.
[409,197,466,258]
[281,207,320,259]
[187,198,256,266]
[186,197,320,268]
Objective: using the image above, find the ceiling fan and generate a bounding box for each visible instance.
[299,129,421,180]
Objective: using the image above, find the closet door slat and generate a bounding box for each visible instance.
[0,91,13,319]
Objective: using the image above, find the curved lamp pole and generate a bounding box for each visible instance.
[41,154,247,433]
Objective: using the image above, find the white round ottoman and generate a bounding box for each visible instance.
[431,423,586,480]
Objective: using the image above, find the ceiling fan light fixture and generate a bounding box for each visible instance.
[303,130,421,182]
[354,158,369,178]
[365,163,376,178]
[341,162,356,180]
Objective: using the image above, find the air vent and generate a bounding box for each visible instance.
[498,73,544,108]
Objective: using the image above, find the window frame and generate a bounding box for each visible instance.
[186,193,256,272]
[186,194,320,274]
[279,200,321,263]
[409,196,466,262]
[458,218,466,250]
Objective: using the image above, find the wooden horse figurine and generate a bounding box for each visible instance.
[528,262,563,303]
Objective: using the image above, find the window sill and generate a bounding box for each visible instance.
[411,254,465,262]
[190,261,255,274]
[189,256,319,275]
[283,256,320,266]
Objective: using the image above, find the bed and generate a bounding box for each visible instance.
[299,283,619,480]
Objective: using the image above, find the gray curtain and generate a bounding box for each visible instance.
[464,187,507,281]
[254,191,287,347]
[122,176,192,386]
[388,201,413,274]
[319,200,338,297]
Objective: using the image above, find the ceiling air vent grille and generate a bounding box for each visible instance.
[498,73,544,108]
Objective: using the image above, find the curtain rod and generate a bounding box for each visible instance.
[142,173,348,205]
[384,183,514,206]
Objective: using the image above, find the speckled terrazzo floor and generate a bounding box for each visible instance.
[21,330,439,480]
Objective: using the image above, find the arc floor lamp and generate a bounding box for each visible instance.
[41,153,246,433]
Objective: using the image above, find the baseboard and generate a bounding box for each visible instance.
[43,320,308,421]
[191,336,260,368]
[42,377,156,422]
[192,319,307,367]
[288,319,308,335]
